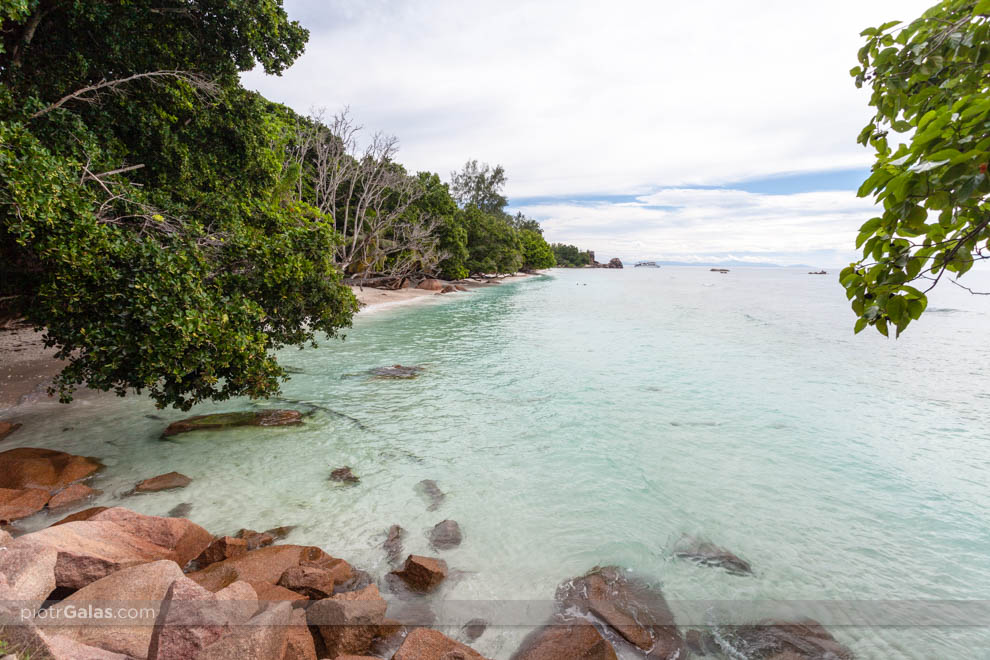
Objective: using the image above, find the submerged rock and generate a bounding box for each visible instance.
[330,466,360,484]
[0,421,22,441]
[556,566,683,659]
[673,534,753,576]
[718,618,854,659]
[0,447,102,491]
[462,618,489,642]
[135,471,192,493]
[48,483,101,510]
[161,409,302,437]
[390,554,448,593]
[383,524,404,564]
[510,623,617,660]
[370,364,424,380]
[167,502,193,518]
[429,519,462,550]
[415,479,445,511]
[685,629,720,656]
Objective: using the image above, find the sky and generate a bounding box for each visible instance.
[242,0,936,267]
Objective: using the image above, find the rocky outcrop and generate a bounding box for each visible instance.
[415,479,445,511]
[370,364,424,379]
[0,545,58,611]
[10,507,212,589]
[196,536,248,568]
[383,524,404,564]
[717,618,854,659]
[510,623,617,660]
[135,472,192,493]
[50,560,185,659]
[0,447,102,491]
[672,534,752,575]
[429,519,462,550]
[48,483,101,509]
[0,421,21,441]
[393,628,490,660]
[390,555,447,593]
[161,410,302,437]
[606,258,623,269]
[307,584,396,657]
[556,566,683,659]
[0,486,51,522]
[416,278,444,291]
[187,544,351,595]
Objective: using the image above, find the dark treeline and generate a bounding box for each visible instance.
[551,244,594,267]
[0,0,557,409]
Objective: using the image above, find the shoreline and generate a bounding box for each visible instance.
[0,272,544,413]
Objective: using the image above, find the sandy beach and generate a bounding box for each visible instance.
[0,272,542,411]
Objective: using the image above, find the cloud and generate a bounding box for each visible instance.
[241,0,932,259]
[513,188,880,266]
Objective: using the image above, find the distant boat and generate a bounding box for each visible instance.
[635,261,660,268]
[808,270,827,275]
[710,268,729,273]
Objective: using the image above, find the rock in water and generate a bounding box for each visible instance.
[47,483,101,509]
[135,471,192,493]
[307,584,395,657]
[0,486,51,523]
[370,364,424,379]
[383,524,404,564]
[510,623,617,660]
[462,618,489,642]
[167,502,193,518]
[415,479,445,511]
[607,257,623,268]
[390,555,448,593]
[0,421,22,441]
[329,466,360,484]
[161,409,302,437]
[556,566,683,659]
[0,447,102,491]
[429,519,462,550]
[393,628,490,660]
[672,534,753,575]
[718,618,854,659]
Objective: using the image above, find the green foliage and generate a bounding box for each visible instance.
[450,160,507,214]
[412,171,469,279]
[551,243,593,267]
[844,0,990,336]
[462,206,522,274]
[0,1,357,409]
[519,228,556,270]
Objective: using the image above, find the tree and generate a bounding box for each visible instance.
[519,228,556,270]
[551,243,592,267]
[450,160,507,213]
[0,1,358,409]
[842,0,990,336]
[462,207,522,274]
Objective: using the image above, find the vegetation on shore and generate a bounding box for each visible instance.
[0,0,557,409]
[550,243,594,267]
[843,0,989,336]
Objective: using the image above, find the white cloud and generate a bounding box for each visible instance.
[241,0,932,259]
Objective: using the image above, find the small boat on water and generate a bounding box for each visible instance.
[635,261,660,268]
[808,270,828,275]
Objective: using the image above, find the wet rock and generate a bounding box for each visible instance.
[390,555,447,593]
[0,421,21,441]
[510,623,617,660]
[718,618,854,659]
[685,629,720,655]
[0,447,102,491]
[167,502,193,518]
[0,486,51,522]
[10,506,212,589]
[673,534,752,576]
[393,628,490,660]
[330,466,360,484]
[415,479,445,511]
[278,565,336,600]
[556,566,683,659]
[48,483,101,510]
[0,545,58,611]
[383,524,404,564]
[50,560,184,658]
[370,364,424,379]
[188,544,351,593]
[235,528,275,550]
[147,577,259,660]
[196,536,249,568]
[265,524,295,540]
[307,584,391,657]
[161,409,302,437]
[53,506,108,526]
[429,519,462,550]
[135,471,192,493]
[416,278,444,291]
[462,618,488,642]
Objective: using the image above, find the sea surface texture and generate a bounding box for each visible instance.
[4,267,989,658]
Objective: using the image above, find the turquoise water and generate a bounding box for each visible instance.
[3,267,990,658]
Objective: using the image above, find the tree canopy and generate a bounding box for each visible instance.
[842,0,990,336]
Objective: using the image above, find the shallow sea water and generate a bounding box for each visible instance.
[2,267,989,658]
